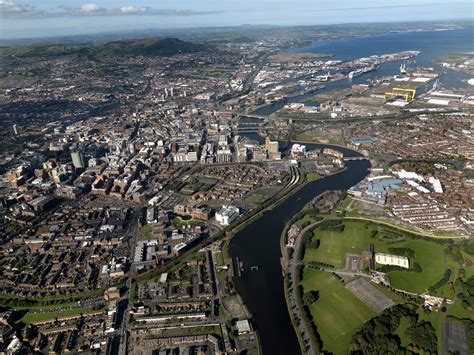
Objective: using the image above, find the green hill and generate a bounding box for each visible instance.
[0,37,208,64]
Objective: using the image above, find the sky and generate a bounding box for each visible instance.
[0,0,473,40]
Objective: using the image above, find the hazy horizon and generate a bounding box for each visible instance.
[1,0,473,40]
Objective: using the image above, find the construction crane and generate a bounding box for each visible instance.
[384,88,416,103]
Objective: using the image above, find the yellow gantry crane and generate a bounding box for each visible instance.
[384,88,416,103]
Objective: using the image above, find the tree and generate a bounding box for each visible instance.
[309,239,320,249]
[303,290,320,306]
[414,263,422,273]
[405,321,437,352]
[25,325,38,341]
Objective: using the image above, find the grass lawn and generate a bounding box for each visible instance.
[302,220,470,297]
[387,240,445,295]
[303,221,374,268]
[306,172,319,181]
[171,217,204,228]
[17,306,98,324]
[13,301,78,311]
[244,193,267,205]
[129,283,136,304]
[300,269,375,353]
[215,251,225,267]
[138,225,152,233]
[394,316,414,347]
[298,219,473,353]
[295,133,318,142]
[369,282,407,304]
[0,286,109,308]
[294,214,316,228]
[339,195,353,210]
[447,301,473,320]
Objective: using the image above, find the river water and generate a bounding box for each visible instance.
[229,144,371,355]
[254,27,474,116]
[230,28,472,354]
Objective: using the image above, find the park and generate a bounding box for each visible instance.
[295,217,474,353]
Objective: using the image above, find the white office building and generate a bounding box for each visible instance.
[215,205,240,226]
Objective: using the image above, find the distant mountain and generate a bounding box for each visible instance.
[0,37,208,63]
[94,37,208,57]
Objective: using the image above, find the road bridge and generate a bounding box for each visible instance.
[343,156,369,161]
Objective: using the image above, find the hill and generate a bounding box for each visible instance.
[0,37,208,64]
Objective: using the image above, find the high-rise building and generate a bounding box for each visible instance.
[71,151,85,169]
[265,137,279,154]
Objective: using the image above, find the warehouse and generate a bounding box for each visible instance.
[375,253,409,269]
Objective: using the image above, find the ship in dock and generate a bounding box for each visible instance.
[348,69,363,79]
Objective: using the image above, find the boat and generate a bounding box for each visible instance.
[363,64,378,73]
[348,69,363,79]
[400,63,407,74]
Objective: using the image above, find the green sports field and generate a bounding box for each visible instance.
[304,221,373,268]
[298,219,473,353]
[301,269,375,353]
[303,220,473,297]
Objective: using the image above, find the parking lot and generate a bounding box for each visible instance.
[345,278,394,313]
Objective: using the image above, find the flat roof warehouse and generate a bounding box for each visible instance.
[375,253,409,269]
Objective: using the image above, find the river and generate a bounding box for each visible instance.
[254,27,473,116]
[229,144,371,355]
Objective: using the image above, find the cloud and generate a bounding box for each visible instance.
[120,5,143,14]
[301,3,468,13]
[1,2,223,18]
[0,0,37,15]
[80,3,101,13]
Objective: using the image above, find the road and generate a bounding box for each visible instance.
[286,220,322,355]
[118,205,142,355]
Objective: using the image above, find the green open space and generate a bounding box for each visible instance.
[300,269,375,353]
[12,301,79,311]
[138,225,152,233]
[306,172,319,181]
[16,306,99,325]
[297,218,474,353]
[0,287,108,308]
[129,283,137,304]
[244,193,267,206]
[205,70,230,78]
[294,214,316,228]
[214,251,225,267]
[303,220,472,297]
[171,216,204,228]
[339,195,353,210]
[345,217,470,239]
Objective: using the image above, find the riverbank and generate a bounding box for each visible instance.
[342,217,470,239]
[280,209,324,354]
[283,214,474,353]
[229,154,370,355]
